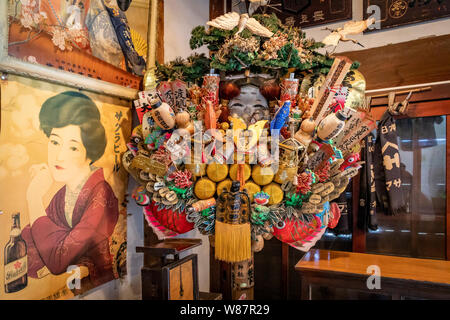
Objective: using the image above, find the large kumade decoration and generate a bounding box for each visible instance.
[124,12,376,263]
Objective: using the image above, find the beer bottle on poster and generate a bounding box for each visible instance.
[4,212,28,293]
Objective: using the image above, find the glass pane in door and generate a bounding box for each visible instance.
[366,116,446,259]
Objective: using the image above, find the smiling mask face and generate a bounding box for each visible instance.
[228,85,270,125]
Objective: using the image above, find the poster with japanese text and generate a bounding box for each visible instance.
[0,74,130,300]
[7,0,142,89]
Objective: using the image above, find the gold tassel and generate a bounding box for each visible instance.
[215,220,251,263]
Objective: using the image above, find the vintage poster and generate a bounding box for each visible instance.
[0,75,131,300]
[7,0,144,88]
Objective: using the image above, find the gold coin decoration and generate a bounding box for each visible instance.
[320,182,335,196]
[263,183,283,205]
[229,164,251,181]
[311,183,325,194]
[309,194,322,205]
[194,178,216,199]
[206,163,229,182]
[243,180,261,203]
[252,165,274,186]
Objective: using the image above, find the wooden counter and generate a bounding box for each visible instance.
[295,249,450,300]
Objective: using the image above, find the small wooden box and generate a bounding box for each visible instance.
[141,254,199,300]
[137,238,202,300]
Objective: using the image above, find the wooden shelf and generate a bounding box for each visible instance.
[136,238,202,257]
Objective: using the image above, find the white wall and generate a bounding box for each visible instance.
[164,0,210,62]
[163,0,212,294]
[79,0,211,300]
[79,0,450,300]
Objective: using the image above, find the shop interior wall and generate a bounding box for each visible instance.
[76,0,450,299]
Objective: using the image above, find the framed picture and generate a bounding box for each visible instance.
[363,0,450,32]
[0,0,145,100]
[234,0,352,28]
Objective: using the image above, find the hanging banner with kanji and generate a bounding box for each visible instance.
[0,75,131,300]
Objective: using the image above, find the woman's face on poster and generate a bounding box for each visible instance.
[48,125,91,183]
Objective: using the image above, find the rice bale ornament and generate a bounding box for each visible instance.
[207,163,229,182]
[124,12,375,264]
[217,179,233,195]
[229,164,251,181]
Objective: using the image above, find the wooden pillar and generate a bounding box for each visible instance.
[157,0,164,64]
[225,0,232,12]
[281,242,289,299]
[411,122,421,257]
[352,172,366,252]
[210,0,225,20]
[446,115,450,260]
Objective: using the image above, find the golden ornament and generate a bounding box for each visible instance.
[194,178,216,200]
[229,164,251,181]
[252,165,274,186]
[207,163,229,182]
[263,183,283,205]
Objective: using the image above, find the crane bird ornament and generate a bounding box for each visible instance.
[233,0,282,16]
[207,11,274,38]
[321,18,376,49]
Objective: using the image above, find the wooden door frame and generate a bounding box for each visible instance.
[352,84,450,261]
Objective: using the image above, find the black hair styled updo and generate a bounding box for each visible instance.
[39,91,107,163]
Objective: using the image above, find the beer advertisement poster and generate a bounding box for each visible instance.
[0,75,130,300]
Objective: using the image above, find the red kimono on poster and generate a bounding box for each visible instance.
[21,168,119,287]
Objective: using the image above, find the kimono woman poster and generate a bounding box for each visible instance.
[0,75,130,300]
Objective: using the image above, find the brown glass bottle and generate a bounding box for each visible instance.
[4,212,27,293]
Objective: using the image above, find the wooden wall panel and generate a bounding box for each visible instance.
[210,0,225,20]
[341,35,450,90]
[447,116,450,261]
